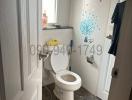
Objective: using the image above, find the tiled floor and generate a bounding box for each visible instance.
[42,84,101,100]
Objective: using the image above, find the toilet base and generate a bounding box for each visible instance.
[61,91,74,100]
[53,85,74,100]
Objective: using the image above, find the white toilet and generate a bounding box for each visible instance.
[44,44,81,100]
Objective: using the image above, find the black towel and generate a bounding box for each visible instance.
[108,1,126,56]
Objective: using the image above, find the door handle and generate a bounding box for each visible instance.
[112,67,119,78]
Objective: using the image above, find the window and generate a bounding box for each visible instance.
[42,0,57,24]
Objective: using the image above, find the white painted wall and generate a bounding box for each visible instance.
[69,0,111,95]
[57,0,71,26]
[39,29,73,46]
[39,29,73,86]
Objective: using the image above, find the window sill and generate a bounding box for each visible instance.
[42,26,73,30]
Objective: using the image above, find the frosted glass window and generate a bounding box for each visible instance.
[42,0,57,23]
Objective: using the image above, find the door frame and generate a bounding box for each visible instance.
[0,43,6,100]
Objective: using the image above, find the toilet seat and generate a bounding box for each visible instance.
[56,70,81,85]
[55,70,81,91]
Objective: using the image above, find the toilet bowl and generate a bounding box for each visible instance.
[55,70,81,91]
[43,44,81,100]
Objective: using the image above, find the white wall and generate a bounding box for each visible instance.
[57,0,71,26]
[39,29,73,46]
[39,29,73,86]
[69,0,111,95]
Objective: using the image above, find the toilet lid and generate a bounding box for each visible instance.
[51,45,69,73]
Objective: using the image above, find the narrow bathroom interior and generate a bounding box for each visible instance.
[0,0,130,100]
[40,0,126,100]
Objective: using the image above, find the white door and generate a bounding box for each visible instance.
[0,0,42,100]
[97,0,118,99]
[0,0,23,100]
[19,0,42,99]
[109,0,132,99]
